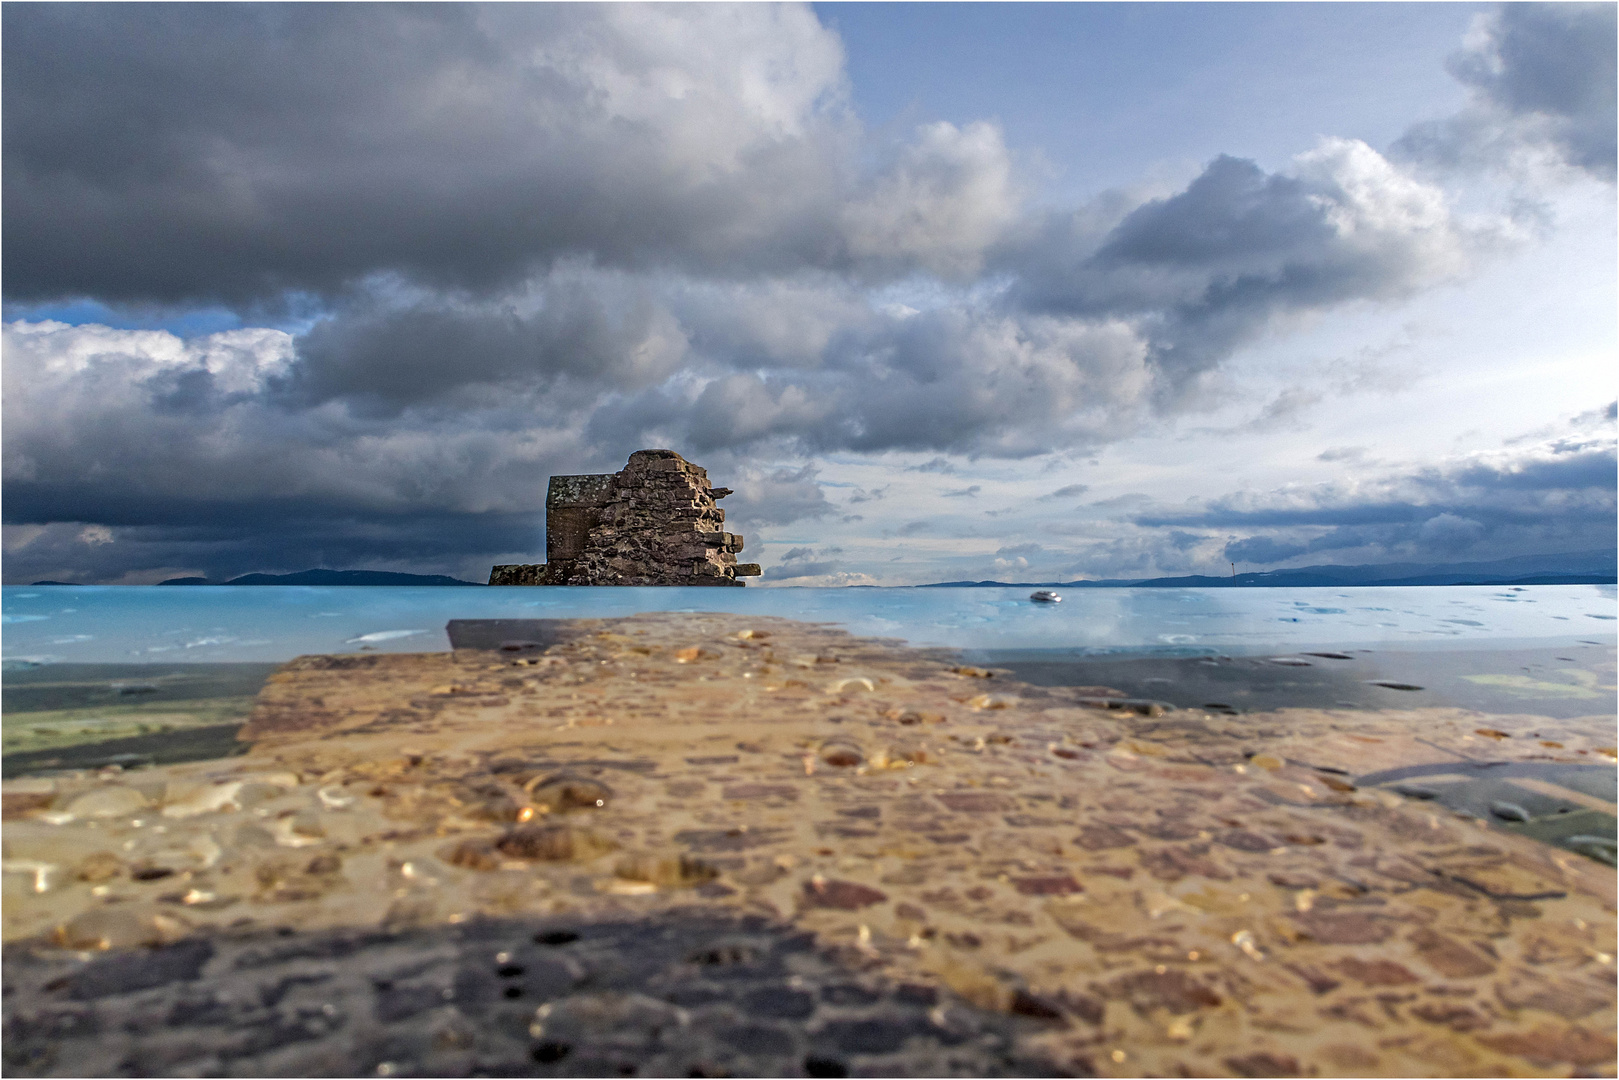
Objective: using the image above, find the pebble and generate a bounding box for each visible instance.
[495,824,616,862]
[64,786,149,819]
[53,908,175,950]
[819,742,864,768]
[1490,801,1533,822]
[614,854,718,888]
[75,851,124,883]
[161,781,244,818]
[527,775,613,813]
[802,877,888,911]
[1564,835,1617,865]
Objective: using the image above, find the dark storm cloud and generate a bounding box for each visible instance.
[2,3,861,305]
[282,278,690,413]
[4,4,1023,309]
[1398,3,1617,181]
[1134,423,1617,565]
[3,511,545,586]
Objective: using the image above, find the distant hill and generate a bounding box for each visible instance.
[921,550,1617,589]
[156,569,483,586]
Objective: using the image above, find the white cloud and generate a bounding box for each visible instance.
[841,121,1020,278]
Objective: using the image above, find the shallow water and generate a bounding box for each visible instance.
[4,584,1615,665]
[5,585,1612,777]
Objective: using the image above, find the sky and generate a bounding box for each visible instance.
[3,2,1614,586]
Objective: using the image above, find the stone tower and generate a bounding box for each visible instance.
[489,450,762,586]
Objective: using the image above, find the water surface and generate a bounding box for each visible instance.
[5,584,1613,665]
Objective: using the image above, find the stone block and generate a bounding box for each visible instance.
[489,564,548,586]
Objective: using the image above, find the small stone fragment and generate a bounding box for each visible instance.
[1074,824,1134,850]
[2,791,55,817]
[722,783,799,801]
[75,851,125,883]
[1565,835,1617,865]
[1266,871,1318,888]
[65,785,149,819]
[819,742,864,768]
[1283,964,1340,995]
[1224,1052,1303,1077]
[937,792,1016,813]
[802,877,888,910]
[527,775,613,813]
[1290,911,1392,945]
[443,838,502,871]
[1010,875,1083,896]
[1409,1002,1488,1031]
[496,825,616,862]
[1103,968,1221,1015]
[1219,830,1275,852]
[161,781,244,819]
[1410,927,1497,977]
[1140,844,1232,882]
[614,853,718,887]
[1332,958,1420,986]
[54,908,171,950]
[1490,800,1532,822]
[1010,988,1066,1020]
[1478,1024,1617,1067]
[1497,971,1612,1019]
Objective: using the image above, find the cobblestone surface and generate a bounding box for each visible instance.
[4,910,1058,1078]
[4,613,1614,1077]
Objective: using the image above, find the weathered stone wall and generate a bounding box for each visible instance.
[489,450,763,586]
[544,474,617,563]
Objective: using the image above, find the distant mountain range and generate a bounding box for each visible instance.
[25,549,1616,588]
[921,550,1617,589]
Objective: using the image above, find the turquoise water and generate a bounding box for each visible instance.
[2,584,1613,665]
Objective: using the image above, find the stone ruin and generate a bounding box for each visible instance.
[489,450,762,586]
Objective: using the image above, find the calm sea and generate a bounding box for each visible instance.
[3,584,1614,666]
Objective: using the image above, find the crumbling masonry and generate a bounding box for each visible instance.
[489,450,762,586]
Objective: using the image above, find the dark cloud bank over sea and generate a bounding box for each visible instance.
[3,3,1614,585]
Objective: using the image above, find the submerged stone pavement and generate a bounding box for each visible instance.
[2,613,1614,1077]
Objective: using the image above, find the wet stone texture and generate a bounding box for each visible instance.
[3,613,1615,1078]
[3,912,1049,1078]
